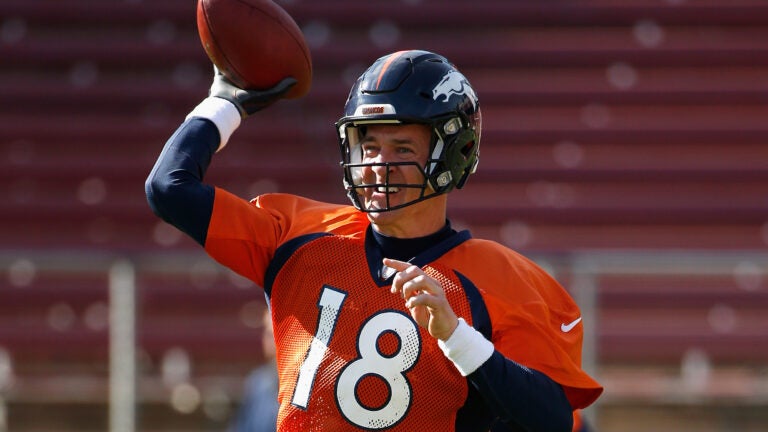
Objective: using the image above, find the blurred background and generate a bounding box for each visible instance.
[1,0,768,431]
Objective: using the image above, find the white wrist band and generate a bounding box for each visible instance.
[185,97,241,151]
[438,318,495,376]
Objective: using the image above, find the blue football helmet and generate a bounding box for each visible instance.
[336,50,482,212]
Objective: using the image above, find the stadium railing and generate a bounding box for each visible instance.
[0,249,767,431]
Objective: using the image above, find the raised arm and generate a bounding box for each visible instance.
[145,69,295,245]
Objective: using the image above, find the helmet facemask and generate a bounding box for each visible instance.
[338,115,479,213]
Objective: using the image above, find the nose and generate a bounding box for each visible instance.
[369,148,397,175]
[370,159,395,181]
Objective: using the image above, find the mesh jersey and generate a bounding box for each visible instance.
[205,189,602,431]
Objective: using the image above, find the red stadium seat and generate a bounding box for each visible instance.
[2,0,768,430]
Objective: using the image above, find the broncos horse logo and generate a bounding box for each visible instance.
[432,71,478,108]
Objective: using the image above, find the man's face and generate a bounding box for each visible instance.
[354,123,447,238]
[357,123,432,213]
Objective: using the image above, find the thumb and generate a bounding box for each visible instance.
[260,77,297,99]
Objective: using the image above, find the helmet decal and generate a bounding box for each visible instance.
[353,104,397,117]
[432,71,477,109]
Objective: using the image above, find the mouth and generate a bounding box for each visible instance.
[365,185,401,211]
[376,186,400,194]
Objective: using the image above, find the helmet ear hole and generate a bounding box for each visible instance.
[460,140,476,158]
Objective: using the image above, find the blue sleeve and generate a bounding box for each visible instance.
[471,351,574,432]
[145,117,220,246]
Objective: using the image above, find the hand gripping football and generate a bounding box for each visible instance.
[197,0,312,99]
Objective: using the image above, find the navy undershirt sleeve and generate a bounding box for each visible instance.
[145,117,220,246]
[472,351,573,432]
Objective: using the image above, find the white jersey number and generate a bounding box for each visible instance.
[291,286,421,429]
[292,286,347,409]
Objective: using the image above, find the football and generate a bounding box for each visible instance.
[196,0,312,99]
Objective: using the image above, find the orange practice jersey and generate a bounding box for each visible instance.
[205,190,603,431]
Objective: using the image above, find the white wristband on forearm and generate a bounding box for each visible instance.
[185,97,241,152]
[438,318,495,376]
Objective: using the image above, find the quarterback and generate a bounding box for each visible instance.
[146,50,602,431]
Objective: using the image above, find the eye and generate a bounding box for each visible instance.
[361,143,380,157]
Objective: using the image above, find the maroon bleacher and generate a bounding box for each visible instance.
[3,0,767,252]
[2,0,768,430]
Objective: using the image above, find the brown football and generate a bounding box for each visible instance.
[196,0,312,98]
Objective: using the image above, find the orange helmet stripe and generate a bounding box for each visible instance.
[375,50,408,90]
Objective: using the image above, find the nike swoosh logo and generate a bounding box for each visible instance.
[561,317,582,332]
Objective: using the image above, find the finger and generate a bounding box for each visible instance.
[401,274,432,300]
[394,268,427,298]
[391,266,418,296]
[385,258,420,295]
[405,291,440,310]
[268,77,297,96]
[383,257,411,271]
[405,293,426,309]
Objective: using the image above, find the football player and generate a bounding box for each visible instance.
[146,50,603,431]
